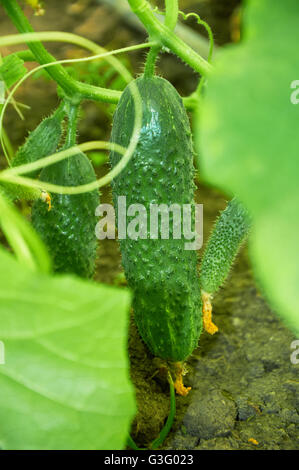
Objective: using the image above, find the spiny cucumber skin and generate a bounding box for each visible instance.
[32,153,99,278]
[200,197,251,294]
[11,111,63,178]
[110,76,202,362]
[0,181,43,203]
[2,111,63,201]
[2,111,64,202]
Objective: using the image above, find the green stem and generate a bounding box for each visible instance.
[144,0,179,78]
[144,44,160,77]
[52,100,66,121]
[64,103,79,148]
[165,0,179,31]
[128,0,212,76]
[1,127,14,160]
[127,372,176,450]
[150,373,176,449]
[127,435,144,450]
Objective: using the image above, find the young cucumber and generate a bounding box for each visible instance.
[200,197,250,334]
[12,105,64,178]
[110,76,202,363]
[200,197,250,295]
[32,152,99,278]
[2,105,64,202]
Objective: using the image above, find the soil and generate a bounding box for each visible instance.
[0,0,298,451]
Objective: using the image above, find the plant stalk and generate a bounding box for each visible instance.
[128,0,212,77]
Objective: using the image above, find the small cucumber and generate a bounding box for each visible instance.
[0,181,45,203]
[200,197,250,295]
[199,197,250,335]
[2,105,64,202]
[11,104,64,178]
[110,76,202,362]
[32,152,100,278]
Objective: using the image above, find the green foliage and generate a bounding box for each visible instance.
[0,191,51,273]
[197,0,299,335]
[200,198,250,295]
[110,75,202,362]
[0,246,134,450]
[0,52,27,88]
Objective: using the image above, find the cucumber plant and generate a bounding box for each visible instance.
[0,0,296,451]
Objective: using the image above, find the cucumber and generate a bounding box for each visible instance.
[200,197,251,295]
[31,152,99,278]
[110,76,202,362]
[12,105,64,178]
[2,105,64,202]
[199,197,250,335]
[0,180,44,203]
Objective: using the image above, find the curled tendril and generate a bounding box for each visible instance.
[179,10,214,98]
[179,11,214,63]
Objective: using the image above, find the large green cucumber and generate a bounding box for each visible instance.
[32,152,99,278]
[110,76,202,362]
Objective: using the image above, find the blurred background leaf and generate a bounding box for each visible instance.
[197,0,299,336]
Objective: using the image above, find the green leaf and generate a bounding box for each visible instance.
[0,247,135,449]
[0,192,51,274]
[0,53,27,88]
[197,0,299,335]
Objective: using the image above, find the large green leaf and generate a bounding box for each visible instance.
[197,0,299,335]
[0,247,134,449]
